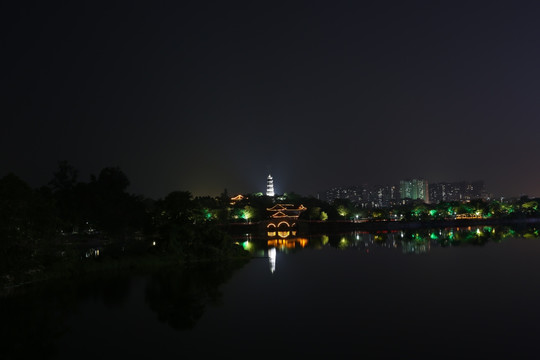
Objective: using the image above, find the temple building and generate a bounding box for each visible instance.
[265,203,307,231]
[229,194,245,205]
[267,203,306,219]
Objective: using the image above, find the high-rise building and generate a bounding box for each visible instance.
[429,180,486,203]
[324,184,400,208]
[374,184,399,208]
[266,174,275,197]
[325,186,360,204]
[400,178,429,203]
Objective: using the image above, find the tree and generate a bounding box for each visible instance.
[49,160,78,192]
[160,191,194,223]
[307,206,321,221]
[0,173,59,275]
[0,173,34,250]
[86,167,135,236]
[332,198,354,219]
[241,206,255,223]
[521,201,539,216]
[218,188,230,208]
[49,161,81,232]
[96,166,130,194]
[320,211,328,221]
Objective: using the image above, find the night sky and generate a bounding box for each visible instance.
[3,1,540,200]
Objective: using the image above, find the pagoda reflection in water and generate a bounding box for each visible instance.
[268,247,276,273]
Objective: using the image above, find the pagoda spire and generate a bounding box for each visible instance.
[266,174,275,197]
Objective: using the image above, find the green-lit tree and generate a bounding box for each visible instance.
[320,211,328,221]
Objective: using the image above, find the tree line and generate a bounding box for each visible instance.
[0,162,244,285]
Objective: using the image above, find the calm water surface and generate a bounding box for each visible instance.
[3,226,540,359]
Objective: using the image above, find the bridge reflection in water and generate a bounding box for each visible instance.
[266,230,309,273]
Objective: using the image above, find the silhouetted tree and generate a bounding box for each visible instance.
[0,173,59,276]
[49,161,81,232]
[49,160,78,192]
[90,167,133,237]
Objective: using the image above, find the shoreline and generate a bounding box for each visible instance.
[1,247,251,297]
[300,217,540,232]
[4,217,539,295]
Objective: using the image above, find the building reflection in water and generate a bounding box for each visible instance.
[265,230,309,273]
[266,230,297,238]
[401,240,430,254]
[267,238,308,250]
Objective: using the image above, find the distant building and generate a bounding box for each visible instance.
[325,186,361,204]
[400,179,429,203]
[324,184,399,208]
[373,184,399,208]
[429,181,486,203]
[266,174,275,197]
[324,179,487,206]
[230,194,245,205]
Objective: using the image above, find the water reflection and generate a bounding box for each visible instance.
[145,260,248,330]
[268,248,276,274]
[2,225,540,358]
[266,230,298,238]
[240,225,540,261]
[401,240,430,254]
[0,259,250,359]
[267,238,308,250]
[0,274,132,359]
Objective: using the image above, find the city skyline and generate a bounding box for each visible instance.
[3,1,540,200]
[323,179,489,208]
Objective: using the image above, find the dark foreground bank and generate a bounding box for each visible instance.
[1,229,250,296]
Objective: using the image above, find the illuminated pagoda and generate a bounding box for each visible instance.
[266,174,275,197]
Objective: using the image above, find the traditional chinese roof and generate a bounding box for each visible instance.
[267,204,294,211]
[267,203,307,219]
[270,211,289,218]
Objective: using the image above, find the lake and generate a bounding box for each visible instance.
[2,225,540,359]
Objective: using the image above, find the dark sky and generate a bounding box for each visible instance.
[3,1,540,200]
